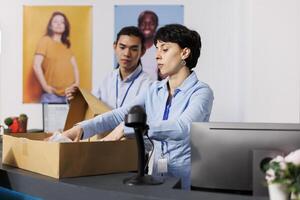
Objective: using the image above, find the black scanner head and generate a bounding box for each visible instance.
[125,105,147,128]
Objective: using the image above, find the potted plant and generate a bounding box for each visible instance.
[4,117,16,133]
[285,150,300,200]
[3,114,28,133]
[264,150,300,200]
[4,117,13,127]
[0,125,4,142]
[265,156,290,200]
[18,113,28,132]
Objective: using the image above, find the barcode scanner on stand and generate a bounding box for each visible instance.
[123,105,163,186]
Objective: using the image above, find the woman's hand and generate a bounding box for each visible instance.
[61,125,83,142]
[43,85,56,94]
[100,123,125,141]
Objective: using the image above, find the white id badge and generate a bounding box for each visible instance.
[157,157,168,173]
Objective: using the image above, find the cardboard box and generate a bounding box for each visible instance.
[2,88,138,178]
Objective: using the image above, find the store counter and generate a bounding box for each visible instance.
[0,141,268,200]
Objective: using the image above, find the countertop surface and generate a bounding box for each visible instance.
[0,139,269,200]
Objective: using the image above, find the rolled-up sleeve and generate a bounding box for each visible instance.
[79,89,148,139]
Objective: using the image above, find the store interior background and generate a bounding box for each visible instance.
[1,0,300,130]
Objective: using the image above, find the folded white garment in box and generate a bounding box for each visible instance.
[48,131,72,143]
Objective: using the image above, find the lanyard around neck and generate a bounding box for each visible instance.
[115,69,143,108]
[162,96,172,120]
[162,88,180,120]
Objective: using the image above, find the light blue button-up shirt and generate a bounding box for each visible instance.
[80,72,214,189]
[92,65,152,109]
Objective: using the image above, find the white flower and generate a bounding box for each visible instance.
[265,155,287,184]
[274,155,287,170]
[265,150,300,184]
[285,149,300,165]
[266,168,276,183]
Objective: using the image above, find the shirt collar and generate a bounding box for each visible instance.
[157,71,199,94]
[157,77,169,91]
[177,71,198,92]
[117,65,142,83]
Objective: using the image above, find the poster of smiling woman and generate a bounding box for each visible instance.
[23,6,92,103]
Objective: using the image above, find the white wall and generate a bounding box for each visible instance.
[248,0,300,122]
[1,0,300,129]
[187,0,300,123]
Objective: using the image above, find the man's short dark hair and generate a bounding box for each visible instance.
[115,26,145,51]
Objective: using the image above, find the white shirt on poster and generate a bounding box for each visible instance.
[141,45,157,80]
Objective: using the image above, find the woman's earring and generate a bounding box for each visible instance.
[181,59,186,66]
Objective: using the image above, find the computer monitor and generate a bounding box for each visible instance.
[191,122,300,195]
[42,103,69,132]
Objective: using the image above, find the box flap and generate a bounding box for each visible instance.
[79,88,111,115]
[64,88,111,131]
